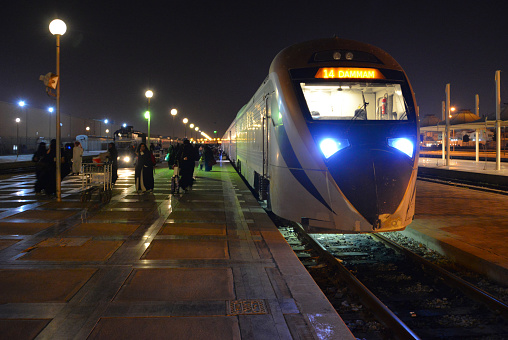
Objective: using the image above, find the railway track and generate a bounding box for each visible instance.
[417,173,508,195]
[275,217,508,339]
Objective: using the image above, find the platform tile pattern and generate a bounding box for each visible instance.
[0,164,353,339]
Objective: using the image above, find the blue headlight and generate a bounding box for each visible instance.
[319,138,349,159]
[388,137,414,158]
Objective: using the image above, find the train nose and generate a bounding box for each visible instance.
[327,148,413,227]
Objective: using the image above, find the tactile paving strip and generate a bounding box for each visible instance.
[227,299,268,315]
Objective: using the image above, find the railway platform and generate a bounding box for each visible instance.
[406,157,508,285]
[0,161,354,339]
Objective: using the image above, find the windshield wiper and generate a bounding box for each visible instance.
[351,91,368,121]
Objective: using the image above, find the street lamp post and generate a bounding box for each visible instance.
[18,101,26,149]
[104,119,109,140]
[145,90,153,146]
[183,118,188,138]
[144,111,151,145]
[170,108,177,142]
[189,123,194,140]
[15,118,20,157]
[48,107,54,139]
[49,18,67,201]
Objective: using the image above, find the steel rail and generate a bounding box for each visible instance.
[293,223,421,340]
[372,233,508,321]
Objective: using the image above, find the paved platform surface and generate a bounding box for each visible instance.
[402,179,508,285]
[0,161,354,339]
[419,156,508,176]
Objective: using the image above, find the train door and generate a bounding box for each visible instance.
[261,94,271,201]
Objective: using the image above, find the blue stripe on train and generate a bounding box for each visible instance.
[273,124,335,214]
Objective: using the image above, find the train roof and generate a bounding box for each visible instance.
[269,37,404,75]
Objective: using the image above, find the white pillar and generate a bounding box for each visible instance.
[475,129,479,162]
[495,71,501,170]
[445,84,451,166]
[441,101,445,160]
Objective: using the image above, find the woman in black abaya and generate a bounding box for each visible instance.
[134,143,154,192]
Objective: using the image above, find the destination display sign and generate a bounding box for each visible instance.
[315,68,385,79]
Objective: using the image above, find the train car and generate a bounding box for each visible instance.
[222,37,419,234]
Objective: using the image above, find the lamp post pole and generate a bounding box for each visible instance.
[183,118,188,138]
[15,118,20,157]
[144,111,151,145]
[171,109,177,143]
[48,107,54,139]
[145,90,153,146]
[50,19,66,201]
[18,101,26,149]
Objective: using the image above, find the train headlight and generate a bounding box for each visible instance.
[388,137,414,158]
[123,156,130,163]
[319,138,349,159]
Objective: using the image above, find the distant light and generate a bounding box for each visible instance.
[123,156,130,163]
[48,107,54,113]
[105,129,109,133]
[49,19,67,35]
[183,118,188,124]
[190,123,194,129]
[18,101,25,107]
[104,119,108,124]
[195,127,199,131]
[122,123,127,128]
[86,126,90,131]
[171,109,177,116]
[15,118,20,123]
[144,111,150,119]
[145,90,153,99]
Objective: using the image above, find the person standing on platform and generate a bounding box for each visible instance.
[108,142,118,184]
[203,145,215,171]
[177,139,196,192]
[32,142,46,193]
[40,139,57,196]
[166,144,176,169]
[135,143,154,192]
[72,141,83,175]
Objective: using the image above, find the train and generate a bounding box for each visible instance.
[77,126,173,167]
[221,37,419,234]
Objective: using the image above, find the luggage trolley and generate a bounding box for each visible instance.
[80,161,113,203]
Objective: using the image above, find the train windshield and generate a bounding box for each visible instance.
[300,82,408,121]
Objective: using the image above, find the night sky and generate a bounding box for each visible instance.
[2,0,507,137]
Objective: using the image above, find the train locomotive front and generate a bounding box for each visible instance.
[223,38,419,233]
